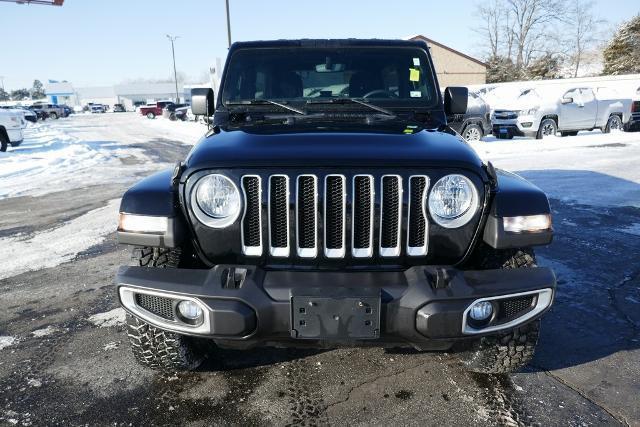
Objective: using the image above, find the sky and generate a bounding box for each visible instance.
[0,0,638,91]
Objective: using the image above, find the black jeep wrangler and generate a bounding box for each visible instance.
[116,39,555,374]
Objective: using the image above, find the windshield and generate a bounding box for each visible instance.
[221,47,438,108]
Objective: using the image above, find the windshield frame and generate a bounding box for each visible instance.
[216,43,442,112]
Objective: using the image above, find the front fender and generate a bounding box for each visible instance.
[118,168,185,248]
[483,169,553,249]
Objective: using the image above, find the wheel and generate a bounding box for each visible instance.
[146,112,156,119]
[169,113,177,121]
[462,124,483,142]
[0,130,8,152]
[604,115,622,133]
[457,247,541,373]
[125,246,205,371]
[536,118,557,139]
[49,112,58,120]
[560,131,578,137]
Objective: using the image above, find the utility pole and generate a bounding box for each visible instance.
[0,76,4,92]
[166,34,180,103]
[225,0,232,48]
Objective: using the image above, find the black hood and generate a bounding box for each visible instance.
[184,123,483,172]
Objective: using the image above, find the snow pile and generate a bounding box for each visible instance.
[0,336,17,350]
[88,308,126,328]
[470,130,640,207]
[31,326,59,337]
[0,199,119,280]
[0,119,159,200]
[138,115,208,144]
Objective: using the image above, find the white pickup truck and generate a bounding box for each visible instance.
[491,86,632,139]
[0,109,25,152]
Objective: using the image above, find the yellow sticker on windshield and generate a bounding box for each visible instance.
[409,68,420,82]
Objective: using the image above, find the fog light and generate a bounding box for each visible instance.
[521,122,533,128]
[469,301,493,321]
[177,300,203,321]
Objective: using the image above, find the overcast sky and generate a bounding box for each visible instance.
[0,0,637,90]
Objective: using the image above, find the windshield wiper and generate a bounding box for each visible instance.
[226,99,306,115]
[306,98,395,116]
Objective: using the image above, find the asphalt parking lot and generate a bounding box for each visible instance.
[1,114,639,426]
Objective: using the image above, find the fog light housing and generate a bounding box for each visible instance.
[521,122,533,128]
[469,301,493,321]
[177,300,204,323]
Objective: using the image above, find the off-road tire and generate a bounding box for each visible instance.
[126,313,204,371]
[604,114,622,133]
[458,247,541,373]
[125,246,205,371]
[536,118,557,139]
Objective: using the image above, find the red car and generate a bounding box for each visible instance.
[139,101,174,119]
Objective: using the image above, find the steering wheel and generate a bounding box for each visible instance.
[362,90,399,99]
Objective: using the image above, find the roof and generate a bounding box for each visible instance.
[230,38,428,50]
[406,35,487,68]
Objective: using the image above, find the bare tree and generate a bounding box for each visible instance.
[504,0,565,68]
[565,0,605,77]
[475,0,505,58]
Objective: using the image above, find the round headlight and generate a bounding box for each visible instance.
[427,174,478,228]
[191,174,241,228]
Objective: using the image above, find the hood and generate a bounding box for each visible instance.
[184,123,483,171]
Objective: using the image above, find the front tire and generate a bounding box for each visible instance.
[49,112,59,120]
[536,118,557,139]
[457,247,541,373]
[125,246,205,371]
[146,112,156,119]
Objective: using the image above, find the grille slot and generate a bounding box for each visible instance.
[241,175,262,256]
[352,175,374,258]
[497,295,535,321]
[324,175,346,258]
[269,175,290,257]
[296,175,318,258]
[380,175,402,257]
[135,293,175,320]
[407,176,429,256]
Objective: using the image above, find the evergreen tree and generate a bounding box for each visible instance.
[10,89,30,100]
[486,55,523,83]
[602,15,640,75]
[31,80,46,99]
[526,53,564,80]
[0,88,9,102]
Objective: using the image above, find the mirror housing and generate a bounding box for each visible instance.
[191,88,215,116]
[561,97,573,104]
[444,87,468,115]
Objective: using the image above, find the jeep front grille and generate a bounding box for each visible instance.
[242,173,431,259]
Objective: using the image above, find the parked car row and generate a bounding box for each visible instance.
[139,101,191,121]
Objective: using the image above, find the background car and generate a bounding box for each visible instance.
[113,104,126,112]
[447,92,491,141]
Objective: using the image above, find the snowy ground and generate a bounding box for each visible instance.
[0,113,639,425]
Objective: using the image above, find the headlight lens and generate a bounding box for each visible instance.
[519,108,538,116]
[192,174,241,228]
[427,174,478,228]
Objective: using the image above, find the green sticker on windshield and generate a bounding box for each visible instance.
[409,68,420,82]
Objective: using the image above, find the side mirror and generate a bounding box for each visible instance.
[191,88,215,116]
[561,97,573,104]
[444,87,468,115]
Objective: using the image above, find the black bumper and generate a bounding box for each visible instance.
[493,124,527,138]
[624,115,640,132]
[116,265,555,350]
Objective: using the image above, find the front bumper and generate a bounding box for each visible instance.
[624,113,640,131]
[6,128,24,144]
[492,116,538,138]
[116,265,555,350]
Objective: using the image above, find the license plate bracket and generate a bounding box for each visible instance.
[291,292,381,340]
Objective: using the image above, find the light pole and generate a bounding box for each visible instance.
[0,76,4,92]
[166,34,180,103]
[225,0,231,48]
